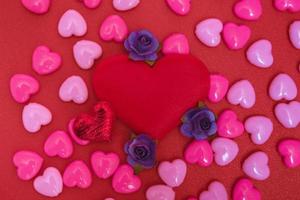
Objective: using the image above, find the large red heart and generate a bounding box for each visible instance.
[92,54,210,139]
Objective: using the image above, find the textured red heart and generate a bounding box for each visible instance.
[92,54,210,139]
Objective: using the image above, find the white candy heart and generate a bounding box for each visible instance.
[59,76,88,104]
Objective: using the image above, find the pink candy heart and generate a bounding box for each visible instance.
[32,45,62,75]
[195,18,223,47]
[82,0,102,9]
[269,73,297,101]
[112,164,141,193]
[10,74,39,103]
[99,15,128,42]
[63,160,92,188]
[243,151,270,180]
[22,103,52,133]
[222,23,251,50]
[209,74,229,103]
[184,140,213,167]
[13,150,43,180]
[146,185,175,200]
[113,0,140,11]
[247,39,273,68]
[233,178,261,200]
[274,0,300,12]
[289,21,300,49]
[227,80,256,109]
[217,110,244,138]
[199,181,228,200]
[162,33,190,55]
[158,159,187,187]
[73,40,102,70]
[44,130,73,159]
[245,116,273,145]
[58,9,87,38]
[59,75,88,104]
[166,0,191,15]
[278,139,300,168]
[33,167,63,197]
[91,151,120,179]
[21,0,50,14]
[211,137,239,166]
[275,101,300,128]
[234,0,262,21]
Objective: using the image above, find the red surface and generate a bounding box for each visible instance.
[0,1,300,200]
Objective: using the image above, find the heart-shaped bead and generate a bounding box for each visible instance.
[211,137,239,166]
[269,73,297,101]
[245,116,273,145]
[166,0,191,15]
[234,0,262,21]
[208,74,229,103]
[223,23,251,50]
[22,103,52,133]
[199,181,228,200]
[275,101,300,128]
[274,0,300,12]
[146,185,175,200]
[195,18,223,47]
[13,150,43,180]
[73,40,102,70]
[44,130,73,158]
[162,33,190,55]
[59,75,88,104]
[99,15,128,42]
[247,39,273,68]
[32,45,62,75]
[112,164,141,193]
[217,110,244,138]
[233,178,261,200]
[33,167,63,197]
[68,118,90,145]
[227,80,256,109]
[82,0,102,9]
[21,0,50,14]
[58,9,87,38]
[63,160,92,188]
[289,21,300,49]
[184,140,213,167]
[10,74,39,103]
[243,151,270,180]
[158,159,187,187]
[91,151,120,179]
[278,139,300,168]
[113,0,140,11]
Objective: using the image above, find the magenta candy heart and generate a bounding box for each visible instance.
[245,116,273,145]
[278,139,300,168]
[166,0,191,15]
[233,178,261,200]
[247,39,273,68]
[33,167,63,197]
[68,118,90,145]
[44,130,73,158]
[199,181,228,200]
[91,151,120,179]
[99,15,128,42]
[209,74,229,103]
[158,159,187,187]
[162,33,190,55]
[63,160,92,189]
[234,0,262,21]
[146,185,175,200]
[227,80,256,109]
[195,18,223,47]
[112,164,141,193]
[269,73,297,101]
[289,21,300,49]
[222,23,251,50]
[211,137,239,166]
[217,110,244,138]
[243,151,270,180]
[21,0,50,14]
[184,140,213,167]
[82,0,102,9]
[13,150,43,180]
[275,101,300,128]
[274,0,300,12]
[10,74,39,103]
[32,45,62,75]
[113,0,140,11]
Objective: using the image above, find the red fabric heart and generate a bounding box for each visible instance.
[92,54,210,139]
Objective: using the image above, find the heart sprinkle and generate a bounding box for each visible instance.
[44,130,73,158]
[243,151,270,180]
[233,178,261,200]
[162,33,190,55]
[278,139,300,168]
[211,137,239,166]
[195,18,223,47]
[166,0,191,15]
[246,39,273,68]
[234,0,262,21]
[199,181,228,200]
[269,73,297,101]
[158,159,187,187]
[146,185,175,200]
[222,22,251,50]
[99,15,128,42]
[91,151,120,179]
[21,0,51,14]
[113,0,140,11]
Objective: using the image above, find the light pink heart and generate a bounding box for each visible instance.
[275,101,300,128]
[158,159,187,187]
[233,178,261,200]
[278,139,300,168]
[274,0,300,12]
[99,15,128,42]
[44,130,73,158]
[234,0,262,21]
[82,0,102,9]
[199,181,228,200]
[63,160,92,188]
[113,0,140,11]
[269,73,297,101]
[247,39,273,68]
[162,33,190,55]
[211,137,239,166]
[184,140,213,167]
[209,74,229,103]
[195,18,223,47]
[243,151,270,180]
[91,151,120,179]
[245,116,273,145]
[166,0,191,15]
[289,21,300,49]
[217,110,244,138]
[21,0,50,14]
[222,22,251,50]
[146,185,175,200]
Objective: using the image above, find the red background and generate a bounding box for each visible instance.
[1,1,300,199]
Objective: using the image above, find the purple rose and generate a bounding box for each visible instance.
[180,107,217,140]
[124,30,159,61]
[124,134,156,168]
